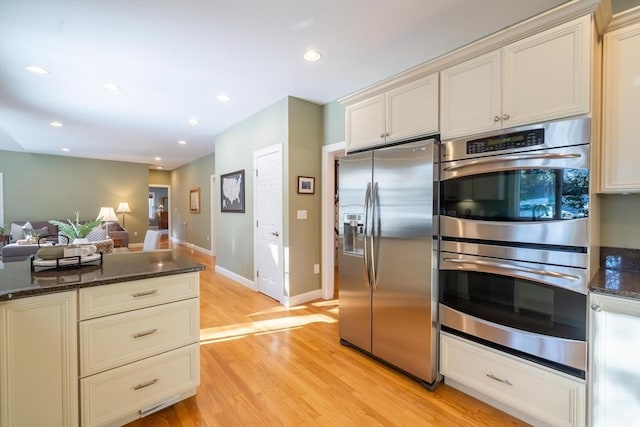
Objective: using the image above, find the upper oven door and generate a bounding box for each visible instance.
[440,143,589,247]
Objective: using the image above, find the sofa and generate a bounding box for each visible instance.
[1,220,118,262]
[101,221,129,247]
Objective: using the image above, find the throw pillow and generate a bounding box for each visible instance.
[86,226,107,242]
[10,221,31,242]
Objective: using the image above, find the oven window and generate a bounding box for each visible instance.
[441,169,588,221]
[440,270,586,341]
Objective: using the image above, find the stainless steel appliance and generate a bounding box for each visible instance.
[338,138,440,389]
[438,117,592,378]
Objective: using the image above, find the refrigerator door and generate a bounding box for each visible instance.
[338,151,373,352]
[371,139,437,382]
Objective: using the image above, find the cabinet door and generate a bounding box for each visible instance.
[345,94,385,152]
[386,74,438,142]
[589,293,640,426]
[0,292,78,427]
[503,15,591,129]
[601,20,640,192]
[440,50,502,140]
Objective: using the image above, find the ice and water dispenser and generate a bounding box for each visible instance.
[343,213,364,256]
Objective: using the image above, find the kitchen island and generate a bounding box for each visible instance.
[0,250,205,427]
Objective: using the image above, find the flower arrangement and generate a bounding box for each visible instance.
[49,211,102,239]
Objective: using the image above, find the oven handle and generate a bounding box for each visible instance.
[443,257,581,281]
[443,153,582,171]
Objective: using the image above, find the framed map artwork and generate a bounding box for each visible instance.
[220,169,245,213]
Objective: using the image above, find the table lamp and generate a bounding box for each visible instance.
[116,202,132,227]
[97,207,119,239]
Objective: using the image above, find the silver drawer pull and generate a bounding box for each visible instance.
[486,373,513,386]
[132,329,158,339]
[132,378,158,390]
[131,290,158,298]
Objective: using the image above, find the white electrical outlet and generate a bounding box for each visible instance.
[314,264,320,274]
[133,231,138,236]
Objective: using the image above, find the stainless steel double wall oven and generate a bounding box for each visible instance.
[438,117,591,378]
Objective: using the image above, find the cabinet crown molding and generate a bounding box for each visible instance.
[339,0,609,106]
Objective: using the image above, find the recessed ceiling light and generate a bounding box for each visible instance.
[178,140,187,145]
[217,94,230,102]
[154,156,162,161]
[157,166,163,169]
[61,147,70,152]
[188,118,199,125]
[104,83,121,91]
[49,121,63,127]
[26,65,49,74]
[303,50,322,62]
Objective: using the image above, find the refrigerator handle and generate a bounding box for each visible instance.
[363,182,372,288]
[370,181,379,289]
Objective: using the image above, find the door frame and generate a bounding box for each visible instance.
[321,141,345,300]
[148,184,171,239]
[253,143,284,300]
[210,174,216,256]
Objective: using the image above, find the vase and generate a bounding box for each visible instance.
[72,238,90,245]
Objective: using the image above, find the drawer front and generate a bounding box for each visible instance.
[79,272,199,319]
[81,343,199,427]
[80,298,199,376]
[440,332,585,427]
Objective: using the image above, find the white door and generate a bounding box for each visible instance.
[254,145,283,301]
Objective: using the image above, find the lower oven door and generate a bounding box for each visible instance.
[439,252,587,375]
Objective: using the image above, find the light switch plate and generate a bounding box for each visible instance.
[297,210,307,219]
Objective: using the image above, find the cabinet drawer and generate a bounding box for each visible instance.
[81,343,199,427]
[80,298,199,376]
[440,332,585,427]
[79,272,199,319]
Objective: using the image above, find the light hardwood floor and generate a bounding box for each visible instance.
[126,244,526,427]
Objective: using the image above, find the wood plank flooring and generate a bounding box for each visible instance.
[126,244,527,427]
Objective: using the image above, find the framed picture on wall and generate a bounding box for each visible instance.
[189,187,201,213]
[297,176,315,194]
[221,169,245,213]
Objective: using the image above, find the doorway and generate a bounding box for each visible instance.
[148,185,170,242]
[253,144,284,302]
[321,142,345,300]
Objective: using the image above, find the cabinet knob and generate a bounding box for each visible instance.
[590,303,602,312]
[380,133,385,138]
[502,113,510,120]
[493,115,501,122]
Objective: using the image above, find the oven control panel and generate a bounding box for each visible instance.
[466,129,544,154]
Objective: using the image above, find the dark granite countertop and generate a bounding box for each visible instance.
[0,250,205,301]
[589,247,640,300]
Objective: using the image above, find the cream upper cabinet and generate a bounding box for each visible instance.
[441,15,591,140]
[589,293,640,426]
[0,291,78,427]
[346,74,438,152]
[601,18,640,192]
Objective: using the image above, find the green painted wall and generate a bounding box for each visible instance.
[612,0,640,13]
[149,169,171,186]
[288,97,323,295]
[171,153,214,250]
[214,98,288,280]
[323,100,346,146]
[0,150,149,243]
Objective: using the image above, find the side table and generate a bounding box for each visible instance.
[0,235,9,248]
[111,236,123,248]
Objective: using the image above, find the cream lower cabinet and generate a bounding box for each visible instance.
[78,272,200,427]
[589,293,640,426]
[600,14,640,192]
[440,15,591,140]
[0,291,78,427]
[345,74,438,152]
[440,332,586,427]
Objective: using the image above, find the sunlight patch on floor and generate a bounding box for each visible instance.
[248,304,307,316]
[200,313,337,345]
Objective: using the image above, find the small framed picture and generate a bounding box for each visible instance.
[189,187,201,213]
[297,176,315,194]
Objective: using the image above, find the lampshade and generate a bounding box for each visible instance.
[116,202,131,213]
[97,206,119,222]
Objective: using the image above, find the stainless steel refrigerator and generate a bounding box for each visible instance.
[338,138,439,389]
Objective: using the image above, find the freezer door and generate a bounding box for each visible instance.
[371,139,438,383]
[338,151,373,352]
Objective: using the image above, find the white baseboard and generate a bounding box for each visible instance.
[214,265,256,290]
[282,289,323,307]
[174,239,213,256]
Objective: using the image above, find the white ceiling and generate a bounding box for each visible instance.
[0,0,568,170]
